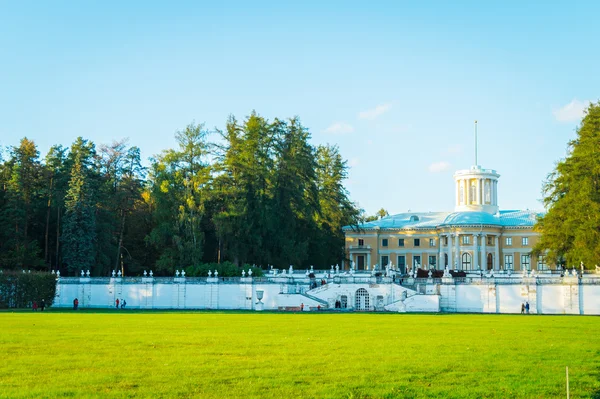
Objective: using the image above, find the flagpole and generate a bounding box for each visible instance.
[475,120,478,166]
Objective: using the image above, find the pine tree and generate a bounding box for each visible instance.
[62,153,97,275]
[534,101,600,268]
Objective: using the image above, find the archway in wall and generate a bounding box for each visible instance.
[487,253,493,270]
[355,288,369,311]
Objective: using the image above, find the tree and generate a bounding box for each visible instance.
[146,123,210,274]
[534,101,600,269]
[0,138,45,269]
[364,208,389,222]
[61,153,97,275]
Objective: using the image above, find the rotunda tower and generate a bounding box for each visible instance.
[453,165,500,214]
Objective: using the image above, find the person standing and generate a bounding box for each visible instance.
[73,298,79,310]
[32,301,38,311]
[525,302,530,314]
[116,298,120,309]
[520,303,525,314]
[121,299,126,309]
[40,299,45,311]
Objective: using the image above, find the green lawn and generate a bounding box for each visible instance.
[0,312,598,398]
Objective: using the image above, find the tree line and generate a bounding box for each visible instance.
[0,112,361,276]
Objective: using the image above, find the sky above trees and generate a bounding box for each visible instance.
[1,1,599,214]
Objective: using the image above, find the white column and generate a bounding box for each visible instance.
[482,234,487,270]
[366,253,371,270]
[438,234,444,270]
[455,233,460,270]
[473,233,478,270]
[494,235,500,271]
[449,234,454,270]
[476,179,482,205]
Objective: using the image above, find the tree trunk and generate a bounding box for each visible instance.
[115,209,126,272]
[55,206,61,271]
[44,177,54,268]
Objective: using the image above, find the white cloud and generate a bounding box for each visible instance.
[358,103,392,120]
[428,161,451,173]
[323,122,354,134]
[553,99,588,122]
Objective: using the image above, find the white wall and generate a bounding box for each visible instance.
[53,277,600,315]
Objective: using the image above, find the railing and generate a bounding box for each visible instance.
[348,245,372,250]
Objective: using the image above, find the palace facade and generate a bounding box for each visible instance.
[343,164,548,272]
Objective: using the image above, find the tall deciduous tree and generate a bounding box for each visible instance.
[534,101,600,269]
[146,123,210,273]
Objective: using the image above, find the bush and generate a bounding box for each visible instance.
[0,271,57,309]
[184,262,264,278]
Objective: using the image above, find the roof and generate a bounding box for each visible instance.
[344,209,543,231]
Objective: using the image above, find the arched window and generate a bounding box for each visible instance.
[410,215,420,222]
[355,288,370,311]
[470,182,477,204]
[485,181,491,204]
[462,253,472,270]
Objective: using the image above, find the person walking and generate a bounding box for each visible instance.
[525,302,530,314]
[520,303,525,314]
[116,298,120,309]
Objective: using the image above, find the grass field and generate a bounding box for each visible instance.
[0,311,599,398]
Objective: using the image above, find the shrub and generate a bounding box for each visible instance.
[0,271,57,309]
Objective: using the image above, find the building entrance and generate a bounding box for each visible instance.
[355,288,369,310]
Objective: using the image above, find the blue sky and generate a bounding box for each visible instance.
[1,1,599,215]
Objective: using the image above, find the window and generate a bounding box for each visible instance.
[505,255,513,270]
[470,182,476,204]
[397,255,406,273]
[428,255,436,267]
[413,255,421,268]
[506,237,512,246]
[444,253,449,267]
[443,236,449,245]
[414,238,420,247]
[429,238,435,247]
[410,215,420,222]
[461,253,472,270]
[521,255,530,271]
[538,255,547,270]
[459,180,464,203]
[381,255,389,267]
[398,238,405,247]
[485,180,491,203]
[522,237,529,246]
[382,238,388,247]
[462,235,470,245]
[358,239,364,246]
[487,236,493,246]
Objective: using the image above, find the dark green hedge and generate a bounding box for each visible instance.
[0,271,57,309]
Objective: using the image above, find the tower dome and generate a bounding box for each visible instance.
[453,165,500,214]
